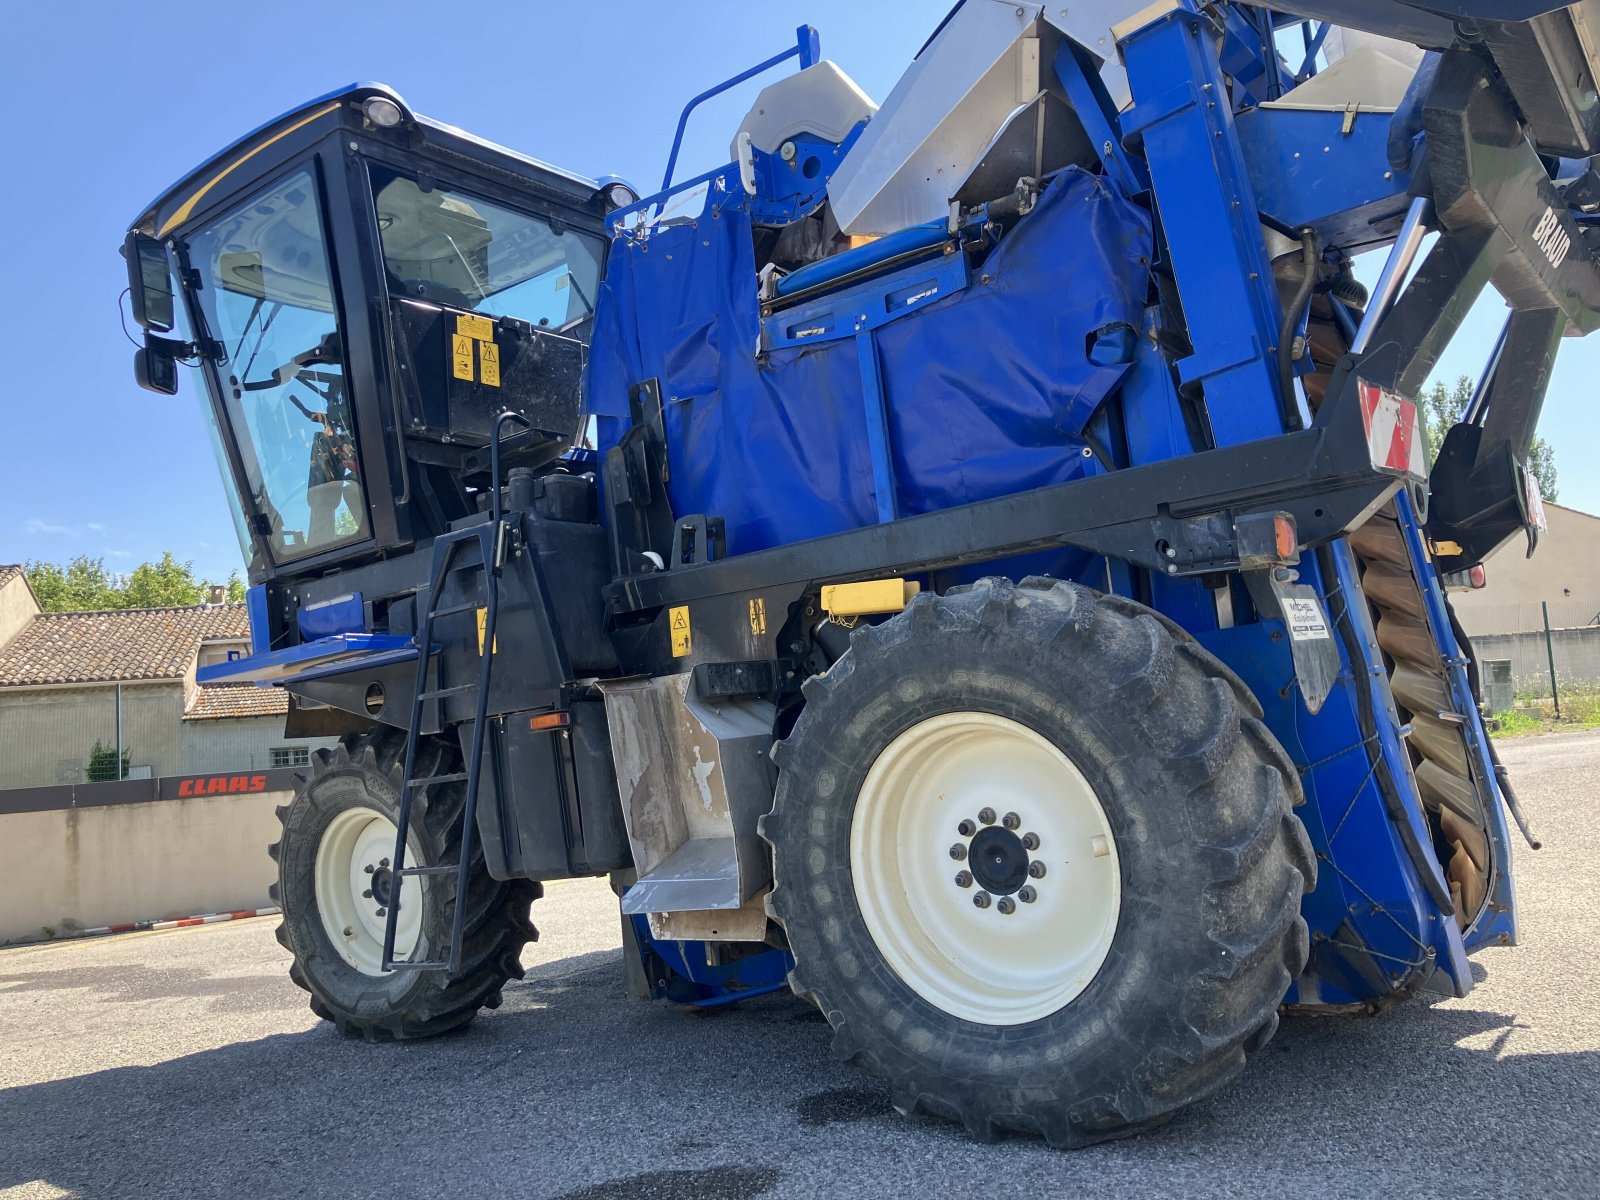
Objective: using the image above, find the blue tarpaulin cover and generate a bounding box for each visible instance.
[586,169,1153,558]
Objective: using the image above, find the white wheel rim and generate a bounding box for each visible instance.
[850,711,1122,1026]
[313,808,422,975]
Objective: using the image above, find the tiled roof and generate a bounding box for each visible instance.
[184,684,289,721]
[0,604,250,686]
[0,564,23,589]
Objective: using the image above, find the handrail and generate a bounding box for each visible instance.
[659,25,820,194]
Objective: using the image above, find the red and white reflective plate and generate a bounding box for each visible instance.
[1358,379,1427,479]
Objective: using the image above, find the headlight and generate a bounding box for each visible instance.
[604,181,639,211]
[362,96,404,129]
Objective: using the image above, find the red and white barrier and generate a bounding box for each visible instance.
[8,907,280,948]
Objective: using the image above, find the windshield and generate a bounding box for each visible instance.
[370,166,603,332]
[183,166,370,563]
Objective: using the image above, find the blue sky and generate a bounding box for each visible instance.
[0,1,1594,584]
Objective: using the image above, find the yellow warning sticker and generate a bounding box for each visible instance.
[456,313,495,342]
[479,339,501,388]
[451,333,475,381]
[748,597,767,637]
[669,605,692,658]
[476,607,497,655]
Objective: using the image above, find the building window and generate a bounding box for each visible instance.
[270,746,311,769]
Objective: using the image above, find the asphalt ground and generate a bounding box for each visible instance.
[2,732,1597,1200]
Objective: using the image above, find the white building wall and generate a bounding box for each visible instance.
[179,716,339,774]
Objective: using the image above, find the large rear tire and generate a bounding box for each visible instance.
[762,577,1314,1146]
[270,730,539,1040]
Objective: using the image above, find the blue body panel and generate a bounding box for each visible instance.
[197,633,416,686]
[584,0,1521,1009]
[588,168,1151,556]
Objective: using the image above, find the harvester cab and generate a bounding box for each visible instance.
[123,1,1599,1147]
[125,85,624,577]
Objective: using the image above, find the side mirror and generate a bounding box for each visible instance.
[134,335,181,395]
[124,231,175,333]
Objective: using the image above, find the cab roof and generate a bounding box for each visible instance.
[129,83,603,240]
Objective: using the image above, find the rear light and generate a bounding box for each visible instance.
[1468,564,1487,589]
[528,712,570,732]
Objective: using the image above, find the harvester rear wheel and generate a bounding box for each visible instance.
[762,577,1314,1147]
[269,729,539,1040]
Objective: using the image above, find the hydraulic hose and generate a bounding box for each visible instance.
[1277,228,1318,431]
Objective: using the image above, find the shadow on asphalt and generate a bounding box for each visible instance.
[2,947,1595,1198]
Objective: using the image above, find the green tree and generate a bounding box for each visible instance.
[122,552,208,608]
[26,553,243,612]
[24,556,122,612]
[86,739,130,783]
[1419,374,1558,502]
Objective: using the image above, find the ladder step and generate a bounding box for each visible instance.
[397,864,456,877]
[419,683,477,701]
[429,601,482,619]
[385,960,452,972]
[405,772,469,789]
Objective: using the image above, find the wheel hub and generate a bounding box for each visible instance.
[967,825,1031,895]
[369,865,395,908]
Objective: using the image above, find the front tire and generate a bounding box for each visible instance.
[762,577,1314,1146]
[270,730,539,1040]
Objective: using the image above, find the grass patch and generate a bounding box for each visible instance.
[1490,685,1600,736]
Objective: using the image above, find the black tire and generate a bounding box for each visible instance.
[761,577,1314,1147]
[269,729,539,1040]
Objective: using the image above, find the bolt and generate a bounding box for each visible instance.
[957,818,976,836]
[343,926,354,937]
[362,889,374,899]
[978,807,996,825]
[376,907,387,917]
[1001,811,1020,830]
[1029,861,1047,878]
[955,870,973,888]
[379,858,390,868]
[1022,832,1040,850]
[973,891,992,909]
[949,843,968,861]
[1018,886,1037,904]
[364,864,375,874]
[997,896,1016,915]
[1164,545,1177,559]
[1081,446,1094,458]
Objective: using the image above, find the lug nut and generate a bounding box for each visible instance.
[363,864,376,874]
[957,819,976,836]
[362,889,374,899]
[949,843,967,861]
[1028,861,1047,878]
[997,896,1016,915]
[1021,832,1040,851]
[379,858,390,868]
[973,891,992,909]
[954,870,973,888]
[1018,886,1037,904]
[1002,811,1020,830]
[376,907,387,917]
[978,807,996,825]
